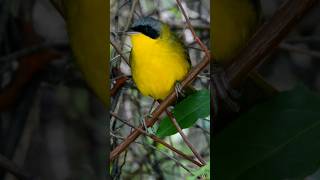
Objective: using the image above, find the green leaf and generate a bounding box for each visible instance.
[213,84,320,180]
[156,89,210,138]
[187,161,211,180]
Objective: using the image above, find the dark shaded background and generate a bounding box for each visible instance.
[213,0,320,179]
[0,0,107,179]
[259,0,320,91]
[0,0,320,179]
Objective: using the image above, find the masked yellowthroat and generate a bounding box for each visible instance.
[128,17,191,100]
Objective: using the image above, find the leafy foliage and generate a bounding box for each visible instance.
[156,90,210,138]
[213,85,320,180]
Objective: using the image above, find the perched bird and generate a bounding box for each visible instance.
[128,17,191,100]
[213,0,261,65]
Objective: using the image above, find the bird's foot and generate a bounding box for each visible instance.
[174,82,186,99]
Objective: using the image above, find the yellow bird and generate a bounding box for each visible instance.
[213,0,261,64]
[128,17,191,100]
[49,0,261,107]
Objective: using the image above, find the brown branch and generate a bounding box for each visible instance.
[165,109,206,165]
[226,0,319,88]
[110,0,211,161]
[110,76,129,96]
[0,50,62,111]
[134,140,194,175]
[176,0,211,60]
[110,112,202,167]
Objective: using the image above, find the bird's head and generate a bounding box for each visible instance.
[128,17,162,39]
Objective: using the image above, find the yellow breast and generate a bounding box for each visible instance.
[130,32,190,100]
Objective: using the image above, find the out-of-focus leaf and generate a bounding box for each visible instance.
[213,84,320,180]
[156,90,210,138]
[51,0,108,106]
[305,168,320,180]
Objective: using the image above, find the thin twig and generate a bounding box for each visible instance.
[118,149,128,178]
[110,132,194,175]
[226,0,319,87]
[165,109,206,165]
[110,51,130,64]
[134,141,194,175]
[110,40,130,65]
[124,0,139,31]
[111,112,203,167]
[175,0,210,60]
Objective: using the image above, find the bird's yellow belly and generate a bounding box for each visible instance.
[131,40,189,100]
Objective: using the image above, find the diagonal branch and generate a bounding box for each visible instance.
[110,76,129,97]
[111,112,203,167]
[176,0,210,60]
[226,0,319,88]
[110,40,130,65]
[165,109,206,165]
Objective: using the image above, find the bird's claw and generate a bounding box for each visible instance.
[174,82,185,99]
